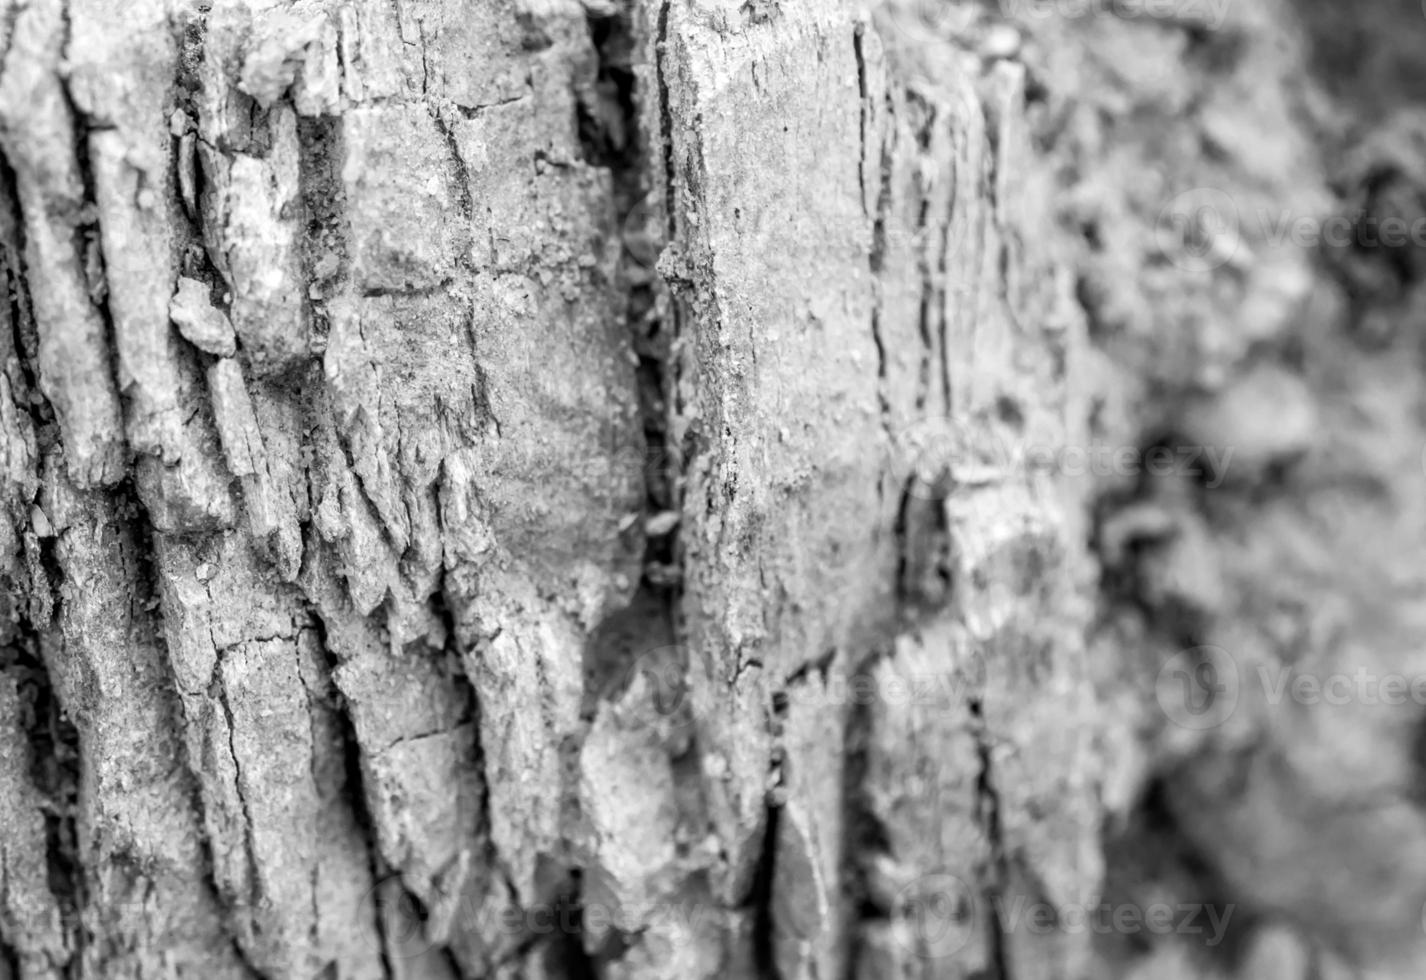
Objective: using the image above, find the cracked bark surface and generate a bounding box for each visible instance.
[2,0,1426,978]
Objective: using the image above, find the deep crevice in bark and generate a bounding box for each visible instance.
[4,625,81,971]
[857,23,898,463]
[0,937,20,980]
[543,871,601,980]
[1097,775,1262,974]
[654,0,677,244]
[748,798,782,980]
[838,648,897,980]
[295,113,348,350]
[970,698,1010,980]
[575,0,686,754]
[306,609,394,980]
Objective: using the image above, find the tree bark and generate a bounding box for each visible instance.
[1,0,1424,978]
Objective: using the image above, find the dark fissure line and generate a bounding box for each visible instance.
[5,621,83,969]
[566,2,689,975]
[215,677,263,916]
[0,936,20,979]
[0,160,48,435]
[306,611,395,980]
[854,24,869,216]
[655,0,678,242]
[971,699,1011,980]
[294,113,350,351]
[748,799,782,980]
[858,26,897,453]
[56,13,127,466]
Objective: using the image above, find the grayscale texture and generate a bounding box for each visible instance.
[0,0,1423,978]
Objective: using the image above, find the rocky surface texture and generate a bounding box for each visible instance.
[0,0,1423,978]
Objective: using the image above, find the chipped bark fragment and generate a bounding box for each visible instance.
[87,131,187,461]
[171,277,238,357]
[207,358,263,478]
[213,105,311,376]
[238,12,333,111]
[0,651,72,980]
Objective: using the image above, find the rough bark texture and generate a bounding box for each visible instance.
[1,0,1425,978]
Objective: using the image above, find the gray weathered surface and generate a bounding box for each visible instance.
[2,0,1425,978]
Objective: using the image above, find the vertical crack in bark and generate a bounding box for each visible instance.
[214,671,263,919]
[0,937,20,980]
[566,1,693,971]
[56,1,128,471]
[295,113,348,353]
[305,611,394,980]
[542,871,599,980]
[838,648,890,978]
[935,126,955,415]
[748,798,782,980]
[970,698,1011,980]
[432,585,530,976]
[655,0,677,243]
[911,99,939,415]
[856,24,897,464]
[4,620,82,973]
[0,158,49,443]
[854,24,869,219]
[430,108,475,241]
